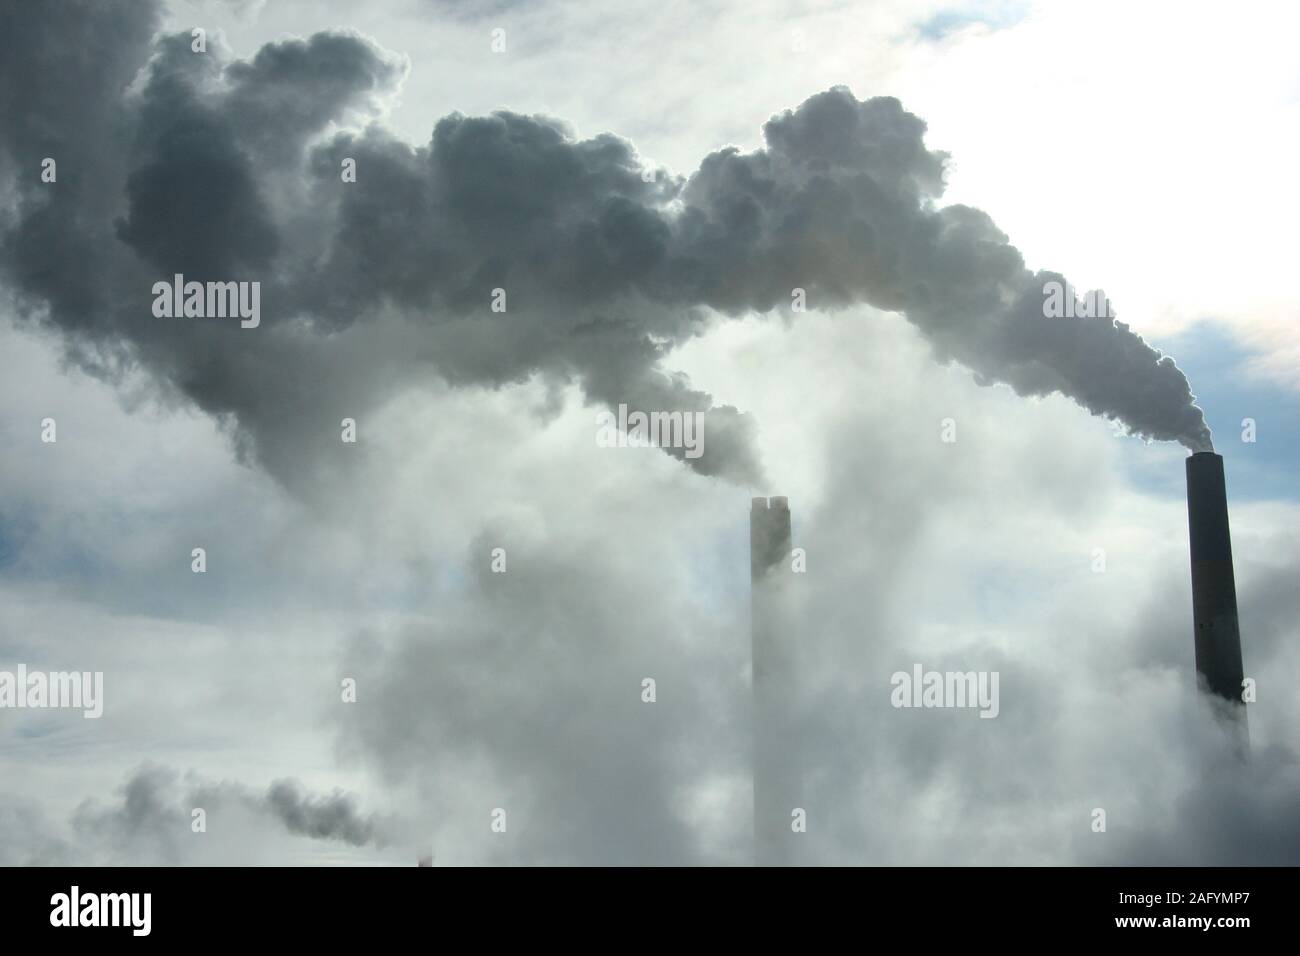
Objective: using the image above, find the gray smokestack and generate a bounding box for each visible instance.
[1185,452,1247,725]
[750,496,799,866]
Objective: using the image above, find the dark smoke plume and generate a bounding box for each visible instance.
[0,763,395,864]
[74,765,389,855]
[263,779,383,845]
[0,1,1213,491]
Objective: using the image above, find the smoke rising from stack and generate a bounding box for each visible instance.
[0,1,1213,491]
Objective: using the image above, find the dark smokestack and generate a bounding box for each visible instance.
[751,496,790,579]
[1185,452,1247,725]
[750,496,799,866]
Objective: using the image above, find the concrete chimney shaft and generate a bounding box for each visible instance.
[750,496,798,865]
[1185,452,1247,711]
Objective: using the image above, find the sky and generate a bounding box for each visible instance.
[0,0,1297,865]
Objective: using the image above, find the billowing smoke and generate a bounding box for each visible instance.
[87,766,387,848]
[0,764,391,865]
[263,779,382,845]
[0,0,1213,495]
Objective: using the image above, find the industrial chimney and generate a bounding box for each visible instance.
[750,496,800,865]
[1185,452,1248,732]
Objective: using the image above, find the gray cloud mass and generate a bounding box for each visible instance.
[1,0,1211,501]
